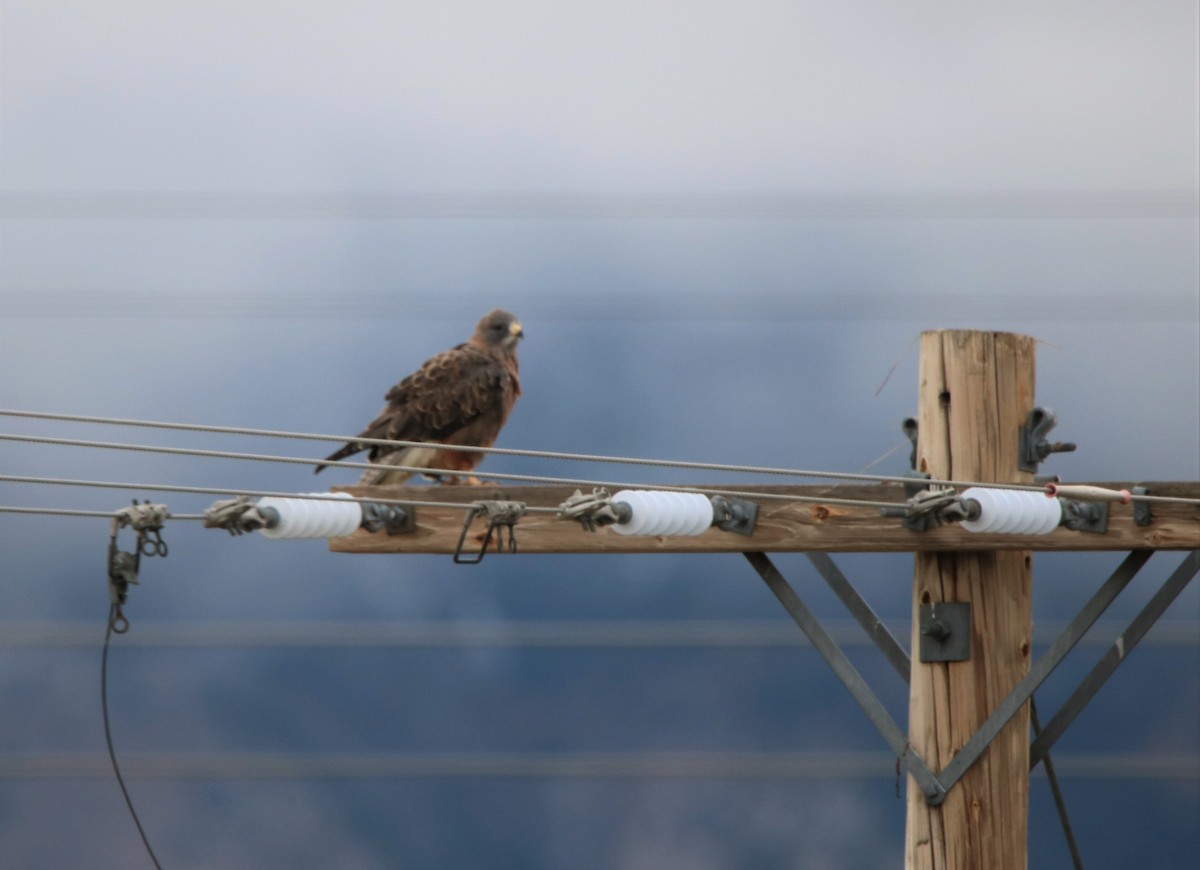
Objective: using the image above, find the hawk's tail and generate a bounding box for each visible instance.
[313,442,362,475]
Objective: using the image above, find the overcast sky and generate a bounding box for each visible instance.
[2,0,1197,194]
[1,2,1197,868]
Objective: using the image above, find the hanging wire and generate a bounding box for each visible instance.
[102,604,164,870]
[1031,697,1085,870]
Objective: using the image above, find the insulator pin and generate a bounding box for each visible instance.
[610,490,715,537]
[257,492,361,539]
[959,487,1061,535]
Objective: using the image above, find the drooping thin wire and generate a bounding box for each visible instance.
[1031,696,1085,870]
[102,605,164,870]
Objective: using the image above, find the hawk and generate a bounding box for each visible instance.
[315,309,523,485]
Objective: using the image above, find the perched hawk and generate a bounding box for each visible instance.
[315,309,523,485]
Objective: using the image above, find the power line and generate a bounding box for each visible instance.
[0,409,1129,500]
[0,440,913,511]
[11,410,1199,507]
[2,619,1195,649]
[0,408,931,486]
[2,190,1196,220]
[5,422,1197,511]
[1,750,1193,781]
[0,469,901,526]
[4,292,1195,324]
[0,476,562,515]
[0,505,206,520]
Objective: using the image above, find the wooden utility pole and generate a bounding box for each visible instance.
[905,330,1035,869]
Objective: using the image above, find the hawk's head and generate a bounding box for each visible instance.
[475,309,524,351]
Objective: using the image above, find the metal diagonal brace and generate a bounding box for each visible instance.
[743,553,946,804]
[747,549,1163,806]
[931,548,1154,794]
[1029,549,1200,770]
[803,553,911,682]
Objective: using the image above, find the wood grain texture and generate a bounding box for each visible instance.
[905,331,1034,870]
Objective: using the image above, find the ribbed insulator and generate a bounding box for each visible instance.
[610,490,714,536]
[258,492,361,539]
[959,487,1062,535]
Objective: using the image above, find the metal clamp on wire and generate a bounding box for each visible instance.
[1057,498,1109,534]
[710,495,758,536]
[557,488,630,532]
[361,502,415,535]
[884,486,961,532]
[203,496,274,535]
[454,500,526,564]
[107,500,170,633]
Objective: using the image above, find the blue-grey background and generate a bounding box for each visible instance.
[1,2,1197,868]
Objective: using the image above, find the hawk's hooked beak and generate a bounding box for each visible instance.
[508,321,524,345]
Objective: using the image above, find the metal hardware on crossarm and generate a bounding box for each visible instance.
[454,500,526,564]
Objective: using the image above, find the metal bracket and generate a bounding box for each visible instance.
[1059,498,1109,533]
[919,602,971,662]
[1131,485,1153,527]
[361,502,415,535]
[711,496,758,536]
[902,416,919,470]
[1019,407,1077,473]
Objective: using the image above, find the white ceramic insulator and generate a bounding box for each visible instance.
[959,487,1062,535]
[610,490,715,537]
[258,492,362,539]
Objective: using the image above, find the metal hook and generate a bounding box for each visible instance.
[453,501,525,564]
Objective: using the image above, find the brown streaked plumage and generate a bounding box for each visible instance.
[315,309,523,485]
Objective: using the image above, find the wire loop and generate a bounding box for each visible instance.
[453,501,525,564]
